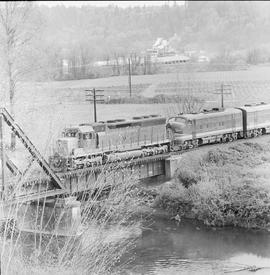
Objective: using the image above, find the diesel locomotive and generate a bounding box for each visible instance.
[49,115,169,172]
[167,102,270,151]
[49,102,270,172]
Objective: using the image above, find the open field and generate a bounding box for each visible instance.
[36,65,270,89]
[7,65,270,107]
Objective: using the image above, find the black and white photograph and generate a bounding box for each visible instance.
[1,1,270,274]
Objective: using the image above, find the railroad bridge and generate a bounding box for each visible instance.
[0,108,182,235]
[0,108,179,206]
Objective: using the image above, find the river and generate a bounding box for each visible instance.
[121,216,270,275]
[10,207,270,275]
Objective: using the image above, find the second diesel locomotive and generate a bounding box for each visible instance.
[49,102,270,172]
[166,102,270,151]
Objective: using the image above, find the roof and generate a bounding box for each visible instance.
[64,115,165,133]
[77,125,94,133]
[156,54,190,63]
[65,125,94,133]
[238,103,270,112]
[178,108,242,120]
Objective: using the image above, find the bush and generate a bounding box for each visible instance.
[154,142,270,230]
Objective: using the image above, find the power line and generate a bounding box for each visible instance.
[213,82,232,109]
[85,88,104,122]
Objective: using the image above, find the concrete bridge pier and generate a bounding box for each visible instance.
[165,155,183,179]
[16,196,81,236]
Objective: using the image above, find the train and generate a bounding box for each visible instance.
[49,102,270,172]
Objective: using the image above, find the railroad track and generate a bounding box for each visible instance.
[170,133,270,156]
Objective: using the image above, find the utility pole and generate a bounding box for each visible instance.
[85,88,104,123]
[128,57,132,98]
[213,82,232,109]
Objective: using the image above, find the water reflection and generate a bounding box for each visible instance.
[123,216,270,275]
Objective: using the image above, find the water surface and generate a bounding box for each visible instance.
[122,216,270,275]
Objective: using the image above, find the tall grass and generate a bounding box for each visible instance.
[0,160,143,275]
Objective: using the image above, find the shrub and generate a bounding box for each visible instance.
[155,142,270,230]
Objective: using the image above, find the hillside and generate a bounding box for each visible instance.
[23,2,270,81]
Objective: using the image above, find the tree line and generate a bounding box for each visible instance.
[35,1,270,80]
[1,2,270,82]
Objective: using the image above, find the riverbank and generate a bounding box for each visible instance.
[148,138,270,231]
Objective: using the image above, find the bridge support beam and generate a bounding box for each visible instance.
[165,155,183,179]
[16,196,81,236]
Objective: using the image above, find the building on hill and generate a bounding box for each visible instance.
[146,37,190,64]
[155,54,190,64]
[185,50,210,63]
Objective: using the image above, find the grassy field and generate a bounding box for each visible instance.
[9,64,270,105]
[36,64,270,88]
[10,64,270,106]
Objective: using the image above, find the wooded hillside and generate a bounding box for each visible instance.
[2,2,270,81]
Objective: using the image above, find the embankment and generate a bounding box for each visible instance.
[152,139,270,230]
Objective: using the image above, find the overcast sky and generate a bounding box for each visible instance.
[37,1,185,8]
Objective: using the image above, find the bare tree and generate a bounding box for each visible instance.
[178,63,204,114]
[182,94,205,113]
[0,2,38,149]
[165,62,205,116]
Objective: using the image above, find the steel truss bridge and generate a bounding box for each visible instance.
[0,108,170,205]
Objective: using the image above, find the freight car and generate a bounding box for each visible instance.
[167,102,270,151]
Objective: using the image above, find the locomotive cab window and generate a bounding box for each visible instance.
[167,117,175,123]
[83,133,90,139]
[66,131,77,137]
[175,117,186,123]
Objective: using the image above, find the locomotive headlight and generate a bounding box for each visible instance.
[49,153,66,171]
